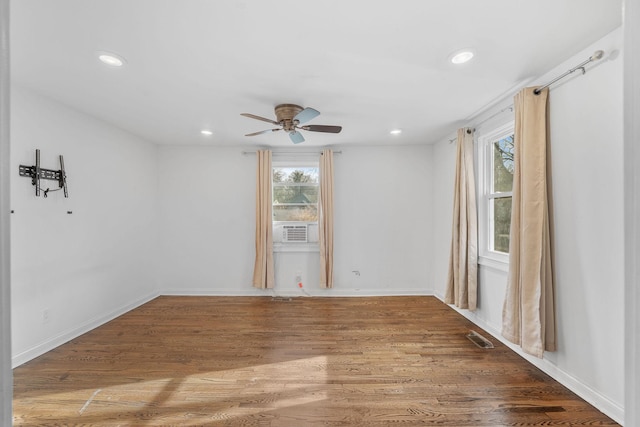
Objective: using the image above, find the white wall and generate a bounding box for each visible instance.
[0,0,12,421]
[157,145,434,296]
[156,146,257,295]
[432,139,457,299]
[432,29,624,423]
[624,0,640,424]
[332,146,434,295]
[10,86,159,366]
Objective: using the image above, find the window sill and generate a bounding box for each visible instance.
[273,243,320,253]
[478,255,509,272]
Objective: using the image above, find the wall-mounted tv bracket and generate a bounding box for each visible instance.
[19,149,68,198]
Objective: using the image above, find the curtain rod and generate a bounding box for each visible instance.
[533,50,604,95]
[451,105,515,142]
[242,150,342,155]
[448,127,477,144]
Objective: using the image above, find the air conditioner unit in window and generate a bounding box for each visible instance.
[282,224,308,243]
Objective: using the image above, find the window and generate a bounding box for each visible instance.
[271,162,320,248]
[478,122,514,266]
[272,165,319,222]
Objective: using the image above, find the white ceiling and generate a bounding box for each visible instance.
[10,1,622,147]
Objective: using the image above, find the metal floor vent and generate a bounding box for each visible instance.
[271,296,293,302]
[466,330,494,349]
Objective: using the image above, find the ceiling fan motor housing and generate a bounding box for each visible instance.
[275,104,303,132]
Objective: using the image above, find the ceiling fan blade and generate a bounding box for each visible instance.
[241,113,279,125]
[289,131,305,144]
[300,125,342,133]
[294,107,320,124]
[245,128,280,137]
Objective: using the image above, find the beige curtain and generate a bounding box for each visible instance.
[252,150,274,289]
[502,87,556,358]
[445,128,478,310]
[319,149,334,288]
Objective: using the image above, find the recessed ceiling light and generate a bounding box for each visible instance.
[97,52,126,67]
[390,129,402,135]
[451,50,474,64]
[201,130,213,136]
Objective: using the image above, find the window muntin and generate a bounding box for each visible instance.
[272,166,319,222]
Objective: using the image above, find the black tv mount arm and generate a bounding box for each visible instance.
[19,149,68,198]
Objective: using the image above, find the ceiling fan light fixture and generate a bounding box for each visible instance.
[200,129,213,136]
[390,129,402,135]
[97,51,126,67]
[450,50,474,64]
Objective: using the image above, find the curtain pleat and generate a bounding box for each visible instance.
[252,150,274,289]
[319,149,334,288]
[502,87,556,358]
[445,128,478,310]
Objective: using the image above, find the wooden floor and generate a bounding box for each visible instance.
[13,296,618,426]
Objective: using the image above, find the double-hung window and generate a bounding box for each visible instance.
[478,122,514,267]
[272,162,319,246]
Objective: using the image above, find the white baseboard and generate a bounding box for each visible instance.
[305,288,433,297]
[433,294,624,425]
[160,287,434,298]
[12,291,159,368]
[161,288,270,296]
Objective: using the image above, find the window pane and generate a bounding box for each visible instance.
[493,196,512,253]
[493,135,514,193]
[273,185,318,204]
[272,165,319,224]
[273,205,318,222]
[273,167,319,184]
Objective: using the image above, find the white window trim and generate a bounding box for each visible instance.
[477,121,514,271]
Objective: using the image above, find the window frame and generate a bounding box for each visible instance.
[477,121,515,270]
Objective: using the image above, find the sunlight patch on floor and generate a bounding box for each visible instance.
[18,355,331,424]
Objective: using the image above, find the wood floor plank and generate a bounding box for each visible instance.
[13,296,619,426]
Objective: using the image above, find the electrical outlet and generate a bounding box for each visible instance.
[295,271,302,284]
[42,308,50,324]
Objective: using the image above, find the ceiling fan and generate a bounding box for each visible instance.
[241,104,342,144]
